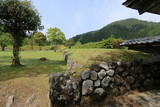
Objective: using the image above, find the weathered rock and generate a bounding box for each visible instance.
[101,76,112,88]
[90,64,101,72]
[122,72,129,77]
[106,69,115,76]
[125,82,131,90]
[82,80,93,95]
[81,71,90,80]
[99,62,109,70]
[94,80,101,87]
[64,54,68,63]
[126,76,135,84]
[94,88,105,96]
[49,73,81,106]
[114,75,124,86]
[90,71,98,80]
[110,62,118,69]
[6,95,14,107]
[119,86,128,95]
[143,79,152,87]
[39,57,47,61]
[116,66,125,74]
[98,69,107,79]
[117,61,122,66]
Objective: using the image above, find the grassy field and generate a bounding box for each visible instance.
[0,49,151,106]
[0,50,67,106]
[0,51,66,81]
[67,49,150,65]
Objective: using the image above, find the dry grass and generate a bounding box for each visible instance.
[0,51,67,106]
[67,49,150,65]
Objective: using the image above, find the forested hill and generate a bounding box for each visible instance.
[72,18,160,44]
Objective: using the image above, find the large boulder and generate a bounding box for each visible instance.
[49,73,81,106]
[82,80,94,95]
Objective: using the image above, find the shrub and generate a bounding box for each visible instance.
[73,38,124,49]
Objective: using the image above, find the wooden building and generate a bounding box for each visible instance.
[121,0,160,55]
[120,36,160,54]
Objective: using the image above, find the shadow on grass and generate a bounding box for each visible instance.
[0,56,66,81]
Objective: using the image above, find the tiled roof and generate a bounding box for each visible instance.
[120,35,160,46]
[123,0,160,15]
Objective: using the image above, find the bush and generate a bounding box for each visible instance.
[73,38,124,49]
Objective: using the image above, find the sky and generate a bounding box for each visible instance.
[31,0,160,39]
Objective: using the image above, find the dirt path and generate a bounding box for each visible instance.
[0,74,50,107]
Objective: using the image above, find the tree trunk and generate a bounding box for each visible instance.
[31,37,34,50]
[12,39,21,66]
[39,45,42,51]
[1,46,5,51]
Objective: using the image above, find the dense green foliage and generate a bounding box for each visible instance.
[47,27,66,45]
[33,32,46,50]
[0,0,41,65]
[72,18,160,44]
[73,38,123,49]
[0,33,12,51]
[65,39,76,48]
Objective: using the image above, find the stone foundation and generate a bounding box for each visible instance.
[49,55,160,107]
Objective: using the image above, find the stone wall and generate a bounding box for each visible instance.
[61,50,83,73]
[49,55,160,107]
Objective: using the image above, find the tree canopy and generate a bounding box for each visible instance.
[47,27,66,45]
[65,39,75,48]
[0,0,42,65]
[33,32,46,50]
[0,33,12,51]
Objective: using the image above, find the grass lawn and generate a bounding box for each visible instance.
[0,49,151,106]
[0,51,66,81]
[67,49,150,65]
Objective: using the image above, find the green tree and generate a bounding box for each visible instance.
[65,39,75,48]
[0,0,41,66]
[0,33,12,51]
[23,35,34,50]
[47,27,66,45]
[33,32,46,50]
